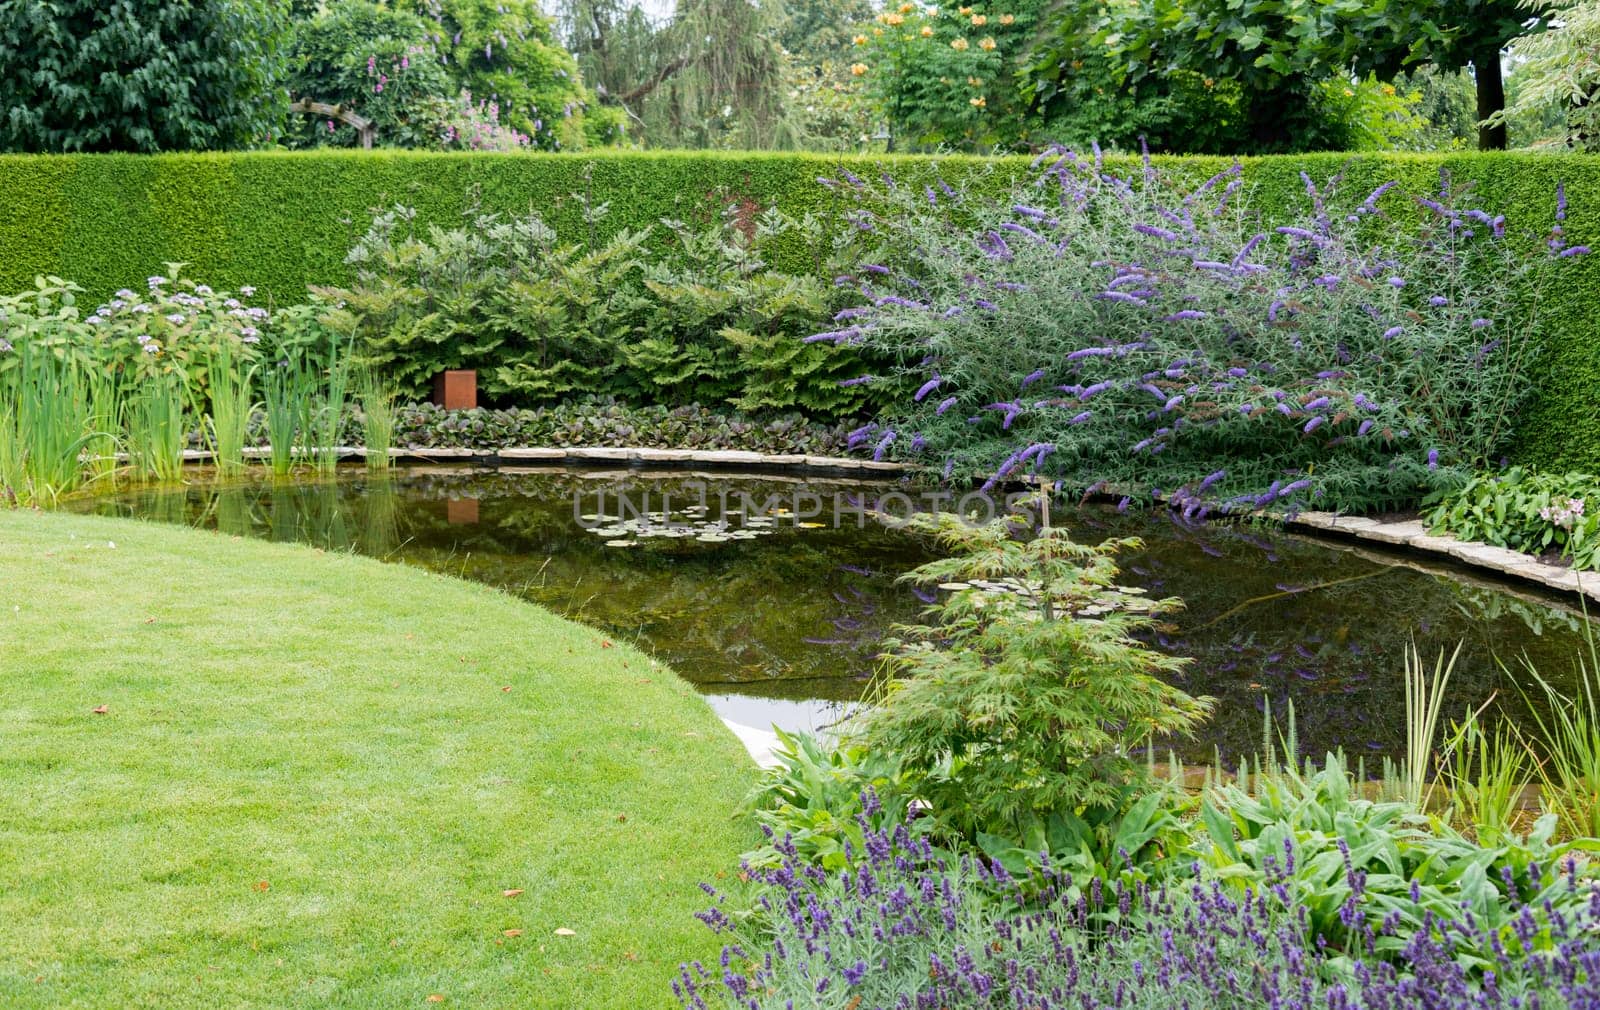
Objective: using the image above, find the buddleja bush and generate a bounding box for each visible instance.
[328,197,886,420]
[820,152,1586,513]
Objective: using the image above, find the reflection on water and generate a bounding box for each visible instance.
[79,467,1596,763]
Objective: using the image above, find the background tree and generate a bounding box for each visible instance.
[559,0,796,148]
[1496,0,1600,149]
[285,2,455,148]
[0,0,289,152]
[411,0,623,149]
[1026,0,1540,151]
[778,0,875,64]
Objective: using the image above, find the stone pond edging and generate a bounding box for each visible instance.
[216,445,911,474]
[1287,511,1600,604]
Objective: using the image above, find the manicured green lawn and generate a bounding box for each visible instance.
[0,509,756,1009]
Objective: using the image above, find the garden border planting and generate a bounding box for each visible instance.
[0,149,1597,469]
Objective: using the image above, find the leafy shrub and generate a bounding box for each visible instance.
[386,400,855,454]
[683,808,1600,1009]
[823,152,1585,514]
[739,730,921,871]
[850,496,1211,836]
[1196,754,1600,966]
[327,198,886,420]
[1426,466,1599,570]
[0,271,268,414]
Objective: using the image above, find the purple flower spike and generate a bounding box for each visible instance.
[914,377,942,402]
[935,396,959,415]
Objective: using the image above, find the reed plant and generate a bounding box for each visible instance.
[309,334,350,474]
[1403,641,1459,810]
[4,345,96,503]
[83,370,124,486]
[1513,623,1600,839]
[262,357,313,477]
[205,342,256,477]
[126,373,188,483]
[354,365,396,470]
[1438,711,1529,843]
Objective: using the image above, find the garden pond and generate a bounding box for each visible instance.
[78,466,1597,764]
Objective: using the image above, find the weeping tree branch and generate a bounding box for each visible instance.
[614,53,693,103]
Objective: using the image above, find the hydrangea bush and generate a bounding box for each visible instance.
[819,150,1586,514]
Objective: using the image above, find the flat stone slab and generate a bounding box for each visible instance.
[1357,520,1428,545]
[687,450,767,465]
[721,719,782,769]
[499,448,568,460]
[804,455,866,469]
[403,447,476,458]
[565,447,635,461]
[632,448,697,462]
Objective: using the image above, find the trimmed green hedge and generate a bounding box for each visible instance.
[0,149,1595,468]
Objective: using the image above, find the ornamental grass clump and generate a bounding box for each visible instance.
[820,151,1586,514]
[682,810,1600,1009]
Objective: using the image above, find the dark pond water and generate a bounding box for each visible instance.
[78,466,1596,764]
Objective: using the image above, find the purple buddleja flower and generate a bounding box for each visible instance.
[1000,222,1045,243]
[1275,226,1323,243]
[840,375,875,387]
[1069,411,1092,425]
[1387,276,1405,288]
[1471,318,1492,329]
[986,401,1024,429]
[1557,181,1567,221]
[804,326,864,344]
[1383,326,1403,339]
[935,396,959,415]
[1560,245,1590,257]
[1428,295,1449,307]
[861,263,890,275]
[915,377,942,401]
[1361,180,1397,211]
[1096,290,1148,306]
[1427,448,1439,469]
[1021,369,1046,388]
[1134,223,1180,242]
[1304,416,1325,433]
[1013,204,1051,221]
[873,431,896,461]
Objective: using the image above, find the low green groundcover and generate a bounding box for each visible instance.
[0,510,755,1009]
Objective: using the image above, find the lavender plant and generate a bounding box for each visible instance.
[682,810,1600,1009]
[819,152,1586,514]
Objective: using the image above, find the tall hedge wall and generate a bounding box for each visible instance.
[0,149,1595,469]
